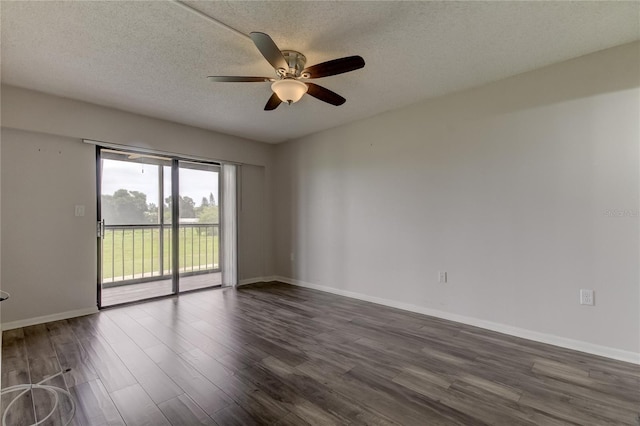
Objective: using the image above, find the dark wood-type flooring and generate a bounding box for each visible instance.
[2,282,639,425]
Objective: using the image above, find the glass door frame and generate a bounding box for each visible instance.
[96,146,222,308]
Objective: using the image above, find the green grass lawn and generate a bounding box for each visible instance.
[102,227,219,281]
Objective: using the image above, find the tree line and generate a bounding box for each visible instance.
[102,189,218,224]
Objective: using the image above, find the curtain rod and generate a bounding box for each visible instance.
[83,139,247,167]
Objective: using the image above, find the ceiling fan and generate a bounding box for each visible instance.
[208,32,365,110]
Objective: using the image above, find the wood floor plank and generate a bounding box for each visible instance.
[22,325,61,383]
[133,306,233,361]
[273,412,312,426]
[2,329,30,373]
[1,329,36,426]
[76,334,137,394]
[89,314,184,405]
[260,355,398,426]
[113,349,183,406]
[104,310,161,350]
[211,403,277,426]
[1,371,36,426]
[67,316,100,341]
[139,298,203,325]
[345,364,484,426]
[212,373,291,424]
[438,386,536,426]
[189,319,270,363]
[158,394,217,425]
[133,315,196,354]
[454,373,522,402]
[234,363,344,425]
[45,320,98,387]
[392,369,451,401]
[2,282,639,426]
[70,378,125,426]
[144,344,232,417]
[22,324,73,426]
[110,384,170,426]
[177,348,234,387]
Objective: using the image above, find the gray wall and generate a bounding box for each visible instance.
[1,86,275,324]
[274,42,640,355]
[239,164,268,281]
[0,121,2,359]
[1,129,96,323]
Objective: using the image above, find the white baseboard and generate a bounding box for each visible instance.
[1,306,99,331]
[274,276,640,365]
[238,276,278,287]
[0,277,273,330]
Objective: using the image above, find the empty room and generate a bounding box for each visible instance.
[1,1,639,425]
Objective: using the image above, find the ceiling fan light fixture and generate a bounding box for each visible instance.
[208,32,364,110]
[271,79,308,104]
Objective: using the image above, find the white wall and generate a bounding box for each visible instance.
[1,86,276,325]
[275,42,640,358]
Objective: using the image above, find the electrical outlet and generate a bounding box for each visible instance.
[438,271,447,284]
[580,289,594,306]
[290,252,295,262]
[74,205,85,217]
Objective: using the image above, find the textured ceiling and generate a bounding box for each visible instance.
[2,1,639,143]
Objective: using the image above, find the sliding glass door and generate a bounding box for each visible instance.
[177,160,221,292]
[97,148,223,307]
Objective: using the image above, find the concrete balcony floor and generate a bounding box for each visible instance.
[101,272,222,306]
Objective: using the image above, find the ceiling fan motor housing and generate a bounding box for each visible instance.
[279,50,308,78]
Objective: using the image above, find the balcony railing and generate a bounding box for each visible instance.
[101,223,219,287]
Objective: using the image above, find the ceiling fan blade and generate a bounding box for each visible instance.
[264,92,282,110]
[249,32,288,70]
[303,56,365,79]
[207,76,273,82]
[305,83,346,106]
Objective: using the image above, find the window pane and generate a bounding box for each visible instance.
[101,159,159,225]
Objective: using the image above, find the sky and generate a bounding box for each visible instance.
[101,159,219,207]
